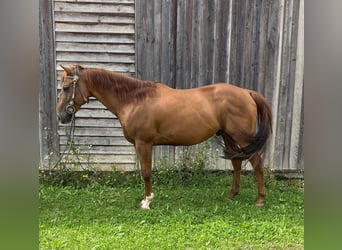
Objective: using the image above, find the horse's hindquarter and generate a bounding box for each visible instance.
[214,84,258,145]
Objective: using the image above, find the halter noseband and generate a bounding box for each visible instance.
[65,68,88,115]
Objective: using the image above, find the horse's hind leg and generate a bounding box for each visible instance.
[135,141,154,210]
[227,159,242,200]
[249,153,266,206]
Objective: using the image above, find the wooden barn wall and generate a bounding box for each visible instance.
[135,0,304,174]
[40,0,304,175]
[40,0,138,171]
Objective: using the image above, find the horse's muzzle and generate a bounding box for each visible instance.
[57,112,73,124]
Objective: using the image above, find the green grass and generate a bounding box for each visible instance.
[39,171,304,249]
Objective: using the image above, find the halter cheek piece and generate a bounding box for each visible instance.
[65,75,78,114]
[65,70,88,115]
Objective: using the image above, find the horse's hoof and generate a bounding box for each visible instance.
[139,200,150,210]
[255,200,264,207]
[140,204,150,210]
[226,192,238,200]
[140,193,154,210]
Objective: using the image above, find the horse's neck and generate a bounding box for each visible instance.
[87,71,125,117]
[86,69,155,117]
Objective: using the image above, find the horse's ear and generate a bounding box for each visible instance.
[59,64,72,74]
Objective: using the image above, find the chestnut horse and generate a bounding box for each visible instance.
[56,65,272,209]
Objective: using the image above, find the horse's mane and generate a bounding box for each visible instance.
[84,68,157,103]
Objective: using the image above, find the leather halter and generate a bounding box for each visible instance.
[65,68,88,114]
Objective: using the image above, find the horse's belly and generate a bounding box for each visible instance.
[153,121,219,146]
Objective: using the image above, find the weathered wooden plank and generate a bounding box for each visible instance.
[213,0,231,83]
[39,0,60,168]
[54,12,134,24]
[58,127,125,137]
[258,0,275,101]
[60,153,136,163]
[266,0,284,170]
[144,0,156,81]
[205,0,217,85]
[59,136,132,146]
[56,33,134,44]
[76,109,115,118]
[286,0,301,170]
[168,0,177,89]
[248,0,260,91]
[255,0,269,95]
[198,0,211,86]
[54,2,135,14]
[160,0,170,85]
[55,23,134,34]
[155,0,163,81]
[183,0,193,89]
[56,62,135,73]
[56,52,135,63]
[274,0,297,170]
[57,163,137,172]
[282,0,296,170]
[175,0,189,89]
[241,0,254,89]
[134,0,145,79]
[56,42,135,54]
[290,0,304,171]
[71,118,122,128]
[174,0,184,87]
[55,0,134,3]
[228,0,239,85]
[193,0,204,87]
[60,145,135,154]
[232,0,246,86]
[289,0,302,169]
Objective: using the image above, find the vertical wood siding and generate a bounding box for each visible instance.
[135,0,304,175]
[39,0,60,168]
[53,0,137,171]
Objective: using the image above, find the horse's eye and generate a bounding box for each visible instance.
[63,85,71,91]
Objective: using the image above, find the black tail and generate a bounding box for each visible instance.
[221,91,272,160]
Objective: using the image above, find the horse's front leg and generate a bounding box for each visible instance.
[135,141,154,210]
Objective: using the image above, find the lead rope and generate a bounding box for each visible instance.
[49,115,89,175]
[50,113,76,171]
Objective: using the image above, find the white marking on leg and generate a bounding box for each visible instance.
[140,192,154,210]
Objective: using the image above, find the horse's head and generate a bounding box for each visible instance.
[56,64,89,124]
